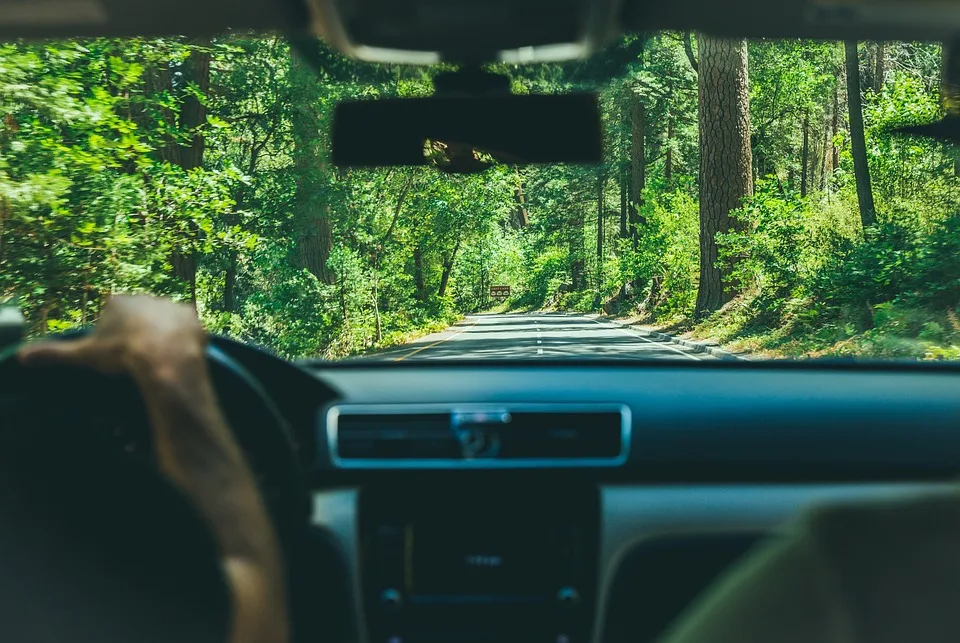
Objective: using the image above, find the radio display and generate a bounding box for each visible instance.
[411,521,559,596]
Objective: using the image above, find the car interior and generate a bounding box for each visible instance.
[2,1,960,643]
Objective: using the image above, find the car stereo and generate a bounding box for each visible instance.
[359,484,599,643]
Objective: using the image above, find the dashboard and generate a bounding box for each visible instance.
[217,347,960,643]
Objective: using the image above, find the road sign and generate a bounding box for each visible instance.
[490,286,511,301]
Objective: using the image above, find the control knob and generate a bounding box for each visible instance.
[380,588,403,612]
[557,586,581,609]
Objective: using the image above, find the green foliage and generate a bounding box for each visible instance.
[2,33,959,362]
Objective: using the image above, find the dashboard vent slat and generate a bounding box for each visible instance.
[504,412,623,458]
[336,412,458,459]
[326,404,630,469]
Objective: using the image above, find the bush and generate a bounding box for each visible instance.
[621,189,699,319]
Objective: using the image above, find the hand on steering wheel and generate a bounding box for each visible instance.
[16,295,293,643]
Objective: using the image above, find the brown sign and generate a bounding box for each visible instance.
[489,286,511,300]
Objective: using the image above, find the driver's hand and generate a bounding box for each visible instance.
[18,295,206,384]
[17,295,288,643]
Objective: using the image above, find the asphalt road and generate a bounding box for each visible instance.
[370,313,716,362]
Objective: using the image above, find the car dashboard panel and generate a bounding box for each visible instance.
[288,362,960,643]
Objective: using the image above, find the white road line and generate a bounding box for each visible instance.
[586,316,702,361]
[537,348,544,355]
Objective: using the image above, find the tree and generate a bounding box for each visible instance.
[290,46,335,284]
[695,35,753,317]
[596,169,605,288]
[3,33,958,362]
[845,41,877,230]
[874,41,885,93]
[628,91,645,248]
[801,112,810,198]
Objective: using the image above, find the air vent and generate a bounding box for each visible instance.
[325,404,630,469]
[336,412,458,459]
[502,412,623,458]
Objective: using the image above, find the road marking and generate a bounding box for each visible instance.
[392,317,480,362]
[537,348,544,355]
[537,340,542,344]
[586,317,702,361]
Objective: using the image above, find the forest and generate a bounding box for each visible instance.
[1,33,959,360]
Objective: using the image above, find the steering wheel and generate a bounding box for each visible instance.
[0,332,310,642]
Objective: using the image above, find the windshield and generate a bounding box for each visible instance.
[0,35,956,362]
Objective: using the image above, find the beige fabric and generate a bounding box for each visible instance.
[659,491,960,643]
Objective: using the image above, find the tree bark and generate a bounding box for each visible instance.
[801,113,810,198]
[845,41,877,230]
[683,32,699,73]
[569,208,585,291]
[438,238,462,298]
[596,170,605,290]
[874,41,885,93]
[413,246,426,302]
[824,119,833,181]
[665,114,675,188]
[372,277,382,344]
[831,77,842,172]
[629,93,646,249]
[694,35,754,318]
[160,43,210,303]
[511,167,529,229]
[619,163,628,239]
[817,120,827,191]
[619,101,629,240]
[223,254,236,313]
[290,47,335,284]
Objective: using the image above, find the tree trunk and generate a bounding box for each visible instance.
[683,32,699,73]
[665,114,675,188]
[801,113,810,198]
[596,170,605,290]
[845,41,877,230]
[821,112,831,191]
[874,41,885,93]
[832,75,842,172]
[372,276,383,344]
[629,93,645,249]
[619,162,628,239]
[694,35,753,318]
[338,255,348,327]
[569,208,585,291]
[438,238,462,298]
[511,167,529,228]
[290,47,335,284]
[413,246,426,301]
[223,253,237,313]
[161,43,210,303]
[619,101,629,240]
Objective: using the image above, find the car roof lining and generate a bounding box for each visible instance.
[0,0,953,48]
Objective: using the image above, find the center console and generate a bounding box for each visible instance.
[359,484,600,643]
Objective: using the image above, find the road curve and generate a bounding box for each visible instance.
[367,313,715,362]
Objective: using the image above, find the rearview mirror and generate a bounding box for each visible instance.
[331,93,603,173]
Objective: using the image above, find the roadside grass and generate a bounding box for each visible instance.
[652,293,960,361]
[351,315,462,359]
